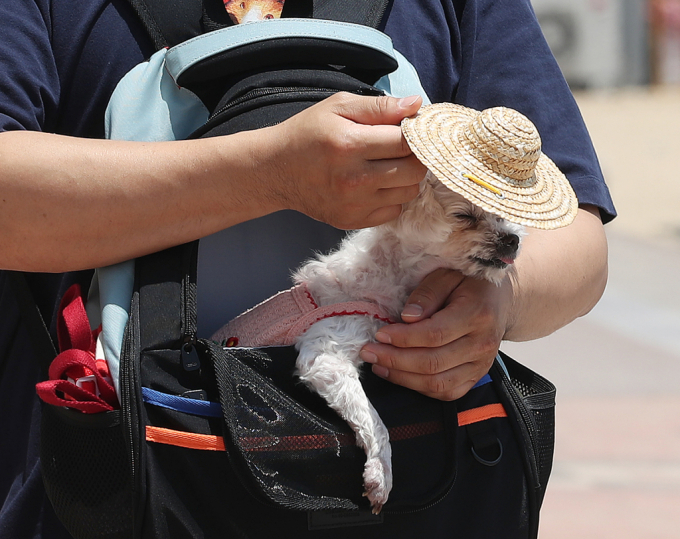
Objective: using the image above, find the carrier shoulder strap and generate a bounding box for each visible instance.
[6,271,57,376]
[125,0,392,50]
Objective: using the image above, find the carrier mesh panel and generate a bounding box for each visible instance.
[506,357,556,496]
[209,342,459,512]
[40,405,133,539]
[213,344,365,510]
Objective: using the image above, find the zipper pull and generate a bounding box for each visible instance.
[182,338,201,372]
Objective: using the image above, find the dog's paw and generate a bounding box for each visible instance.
[362,456,392,514]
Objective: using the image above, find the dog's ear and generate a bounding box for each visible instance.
[397,180,451,244]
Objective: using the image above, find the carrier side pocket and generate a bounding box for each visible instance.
[40,405,133,539]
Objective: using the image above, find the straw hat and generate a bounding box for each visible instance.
[401,102,578,229]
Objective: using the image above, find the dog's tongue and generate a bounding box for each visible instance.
[500,257,515,265]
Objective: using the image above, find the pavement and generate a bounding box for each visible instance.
[501,86,680,538]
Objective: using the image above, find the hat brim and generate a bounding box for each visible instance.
[401,103,578,230]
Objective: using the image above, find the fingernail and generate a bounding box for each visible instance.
[398,95,419,109]
[401,303,423,319]
[359,350,378,364]
[375,332,392,344]
[372,365,389,379]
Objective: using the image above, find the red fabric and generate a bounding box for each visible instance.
[56,284,93,353]
[35,284,118,413]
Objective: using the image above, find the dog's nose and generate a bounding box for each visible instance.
[501,234,520,252]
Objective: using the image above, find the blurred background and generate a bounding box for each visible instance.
[501,1,680,537]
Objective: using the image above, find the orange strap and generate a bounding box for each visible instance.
[145,426,225,451]
[457,403,507,426]
[146,405,507,451]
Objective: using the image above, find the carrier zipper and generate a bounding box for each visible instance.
[181,268,200,371]
[210,87,333,120]
[121,334,135,479]
[119,293,146,538]
[209,85,382,121]
[181,337,200,371]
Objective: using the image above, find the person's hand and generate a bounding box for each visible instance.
[359,268,516,401]
[262,92,427,230]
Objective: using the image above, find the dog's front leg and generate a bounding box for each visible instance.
[296,315,392,513]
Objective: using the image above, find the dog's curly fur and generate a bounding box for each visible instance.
[292,171,524,513]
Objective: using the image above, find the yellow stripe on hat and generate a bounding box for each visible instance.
[462,173,505,199]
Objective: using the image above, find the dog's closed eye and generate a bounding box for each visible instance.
[454,213,478,226]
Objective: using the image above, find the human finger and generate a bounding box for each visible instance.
[359,186,422,226]
[371,303,472,352]
[370,346,489,401]
[363,337,465,376]
[360,276,510,377]
[365,154,427,189]
[394,268,466,324]
[331,93,422,127]
[323,179,421,230]
[330,94,423,160]
[374,274,508,349]
[350,124,415,161]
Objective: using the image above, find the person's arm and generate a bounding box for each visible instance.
[360,204,608,400]
[0,93,425,272]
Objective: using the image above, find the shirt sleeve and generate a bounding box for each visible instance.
[453,0,616,221]
[0,0,60,133]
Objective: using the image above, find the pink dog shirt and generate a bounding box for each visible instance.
[211,283,394,347]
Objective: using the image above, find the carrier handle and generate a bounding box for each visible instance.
[167,19,399,87]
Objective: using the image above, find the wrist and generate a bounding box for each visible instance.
[201,130,289,220]
[238,125,298,215]
[499,267,521,341]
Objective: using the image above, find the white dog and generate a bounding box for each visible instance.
[213,101,579,513]
[214,170,524,513]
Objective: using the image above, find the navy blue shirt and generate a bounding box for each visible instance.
[0,0,615,537]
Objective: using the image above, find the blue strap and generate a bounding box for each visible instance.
[469,353,510,389]
[142,387,223,418]
[471,374,492,389]
[143,373,492,419]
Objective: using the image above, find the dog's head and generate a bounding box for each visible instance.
[393,172,525,284]
[224,0,285,24]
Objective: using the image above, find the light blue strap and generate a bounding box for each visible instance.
[375,50,431,104]
[96,261,135,401]
[165,18,397,82]
[495,354,511,379]
[105,48,208,143]
[142,387,223,418]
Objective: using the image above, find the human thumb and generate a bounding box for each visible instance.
[400,269,465,323]
[335,94,422,126]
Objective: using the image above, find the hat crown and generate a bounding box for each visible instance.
[460,107,541,184]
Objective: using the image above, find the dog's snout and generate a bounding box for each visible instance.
[501,234,520,252]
